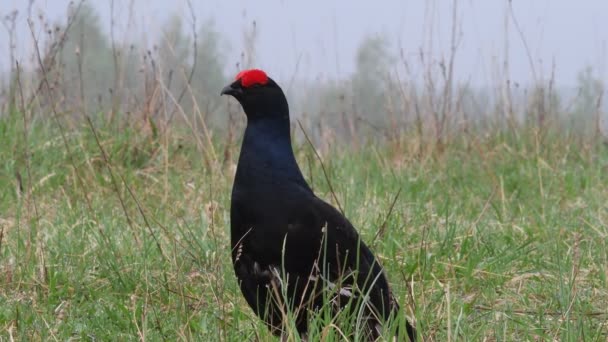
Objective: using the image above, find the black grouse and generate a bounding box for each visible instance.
[221,69,416,341]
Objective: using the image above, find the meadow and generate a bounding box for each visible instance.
[1,2,608,340]
[0,109,607,341]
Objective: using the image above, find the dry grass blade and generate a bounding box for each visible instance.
[372,187,402,246]
[297,119,344,215]
[27,15,95,215]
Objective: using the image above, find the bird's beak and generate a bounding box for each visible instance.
[221,84,242,97]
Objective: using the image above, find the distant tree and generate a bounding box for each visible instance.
[571,66,603,134]
[351,35,395,130]
[305,78,354,142]
[191,23,226,127]
[158,15,192,97]
[297,36,400,143]
[156,16,226,129]
[55,3,114,113]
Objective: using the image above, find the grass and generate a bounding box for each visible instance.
[0,111,607,341]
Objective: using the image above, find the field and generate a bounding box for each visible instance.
[0,109,607,341]
[1,0,607,340]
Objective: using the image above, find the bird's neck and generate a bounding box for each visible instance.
[236,116,310,190]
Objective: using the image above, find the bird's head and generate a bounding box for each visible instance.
[221,69,289,120]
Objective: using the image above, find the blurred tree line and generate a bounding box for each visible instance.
[19,3,226,133]
[0,2,605,145]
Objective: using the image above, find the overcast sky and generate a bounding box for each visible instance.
[1,0,607,87]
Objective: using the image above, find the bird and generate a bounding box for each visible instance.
[221,69,416,341]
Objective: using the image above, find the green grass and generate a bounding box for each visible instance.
[1,113,607,341]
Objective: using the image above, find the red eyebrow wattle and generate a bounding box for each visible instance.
[235,69,269,87]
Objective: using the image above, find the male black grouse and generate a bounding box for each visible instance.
[221,69,416,341]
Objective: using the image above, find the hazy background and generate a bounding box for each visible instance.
[2,0,607,85]
[1,0,607,142]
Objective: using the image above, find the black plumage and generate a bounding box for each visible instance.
[221,69,416,341]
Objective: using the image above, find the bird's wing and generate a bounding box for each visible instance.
[230,187,398,335]
[299,196,398,319]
